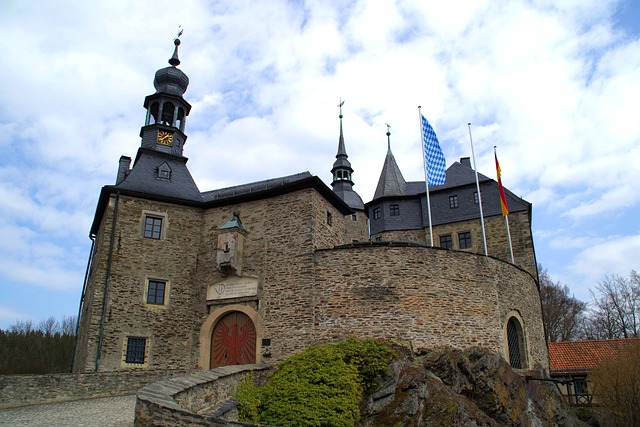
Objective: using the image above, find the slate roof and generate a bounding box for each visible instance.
[367,158,530,227]
[90,168,352,236]
[332,183,365,210]
[114,148,202,202]
[373,150,407,199]
[549,338,640,375]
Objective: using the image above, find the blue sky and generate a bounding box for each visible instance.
[1,0,639,329]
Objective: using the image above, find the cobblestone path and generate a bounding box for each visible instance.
[0,395,136,427]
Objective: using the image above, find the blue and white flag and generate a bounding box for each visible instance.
[421,115,446,186]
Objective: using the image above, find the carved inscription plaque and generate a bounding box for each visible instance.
[207,276,258,300]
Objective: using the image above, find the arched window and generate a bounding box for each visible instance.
[507,316,526,369]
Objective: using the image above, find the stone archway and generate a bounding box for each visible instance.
[199,304,261,370]
[211,311,256,368]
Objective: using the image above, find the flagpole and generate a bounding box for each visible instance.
[419,106,435,247]
[494,146,515,263]
[505,215,514,263]
[468,123,488,256]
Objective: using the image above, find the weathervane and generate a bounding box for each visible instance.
[338,98,345,118]
[385,123,391,152]
[174,26,184,41]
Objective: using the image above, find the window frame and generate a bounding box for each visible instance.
[389,204,400,216]
[439,235,453,249]
[505,316,528,370]
[372,207,380,219]
[146,280,166,305]
[458,231,472,249]
[449,195,459,209]
[124,337,147,366]
[142,211,167,240]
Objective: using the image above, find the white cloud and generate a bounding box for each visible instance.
[570,233,640,285]
[0,0,639,326]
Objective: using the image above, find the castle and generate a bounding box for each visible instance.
[73,39,546,374]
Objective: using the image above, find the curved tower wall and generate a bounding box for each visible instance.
[312,245,547,370]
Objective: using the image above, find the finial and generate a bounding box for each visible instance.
[338,98,344,119]
[169,26,183,67]
[385,123,391,153]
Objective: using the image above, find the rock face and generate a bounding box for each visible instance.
[361,347,587,427]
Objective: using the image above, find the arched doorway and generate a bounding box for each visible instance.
[211,311,256,368]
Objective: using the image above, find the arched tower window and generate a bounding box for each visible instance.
[506,316,527,369]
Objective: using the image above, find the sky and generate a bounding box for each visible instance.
[1,0,639,329]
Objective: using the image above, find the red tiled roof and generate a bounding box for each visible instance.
[549,338,640,376]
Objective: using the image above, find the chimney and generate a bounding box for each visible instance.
[460,157,472,168]
[116,156,131,184]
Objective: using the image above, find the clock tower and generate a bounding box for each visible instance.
[139,36,192,157]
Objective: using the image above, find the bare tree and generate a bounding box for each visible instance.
[539,265,587,342]
[586,271,639,339]
[590,341,640,426]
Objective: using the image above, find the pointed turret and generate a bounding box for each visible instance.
[373,124,406,199]
[331,100,364,210]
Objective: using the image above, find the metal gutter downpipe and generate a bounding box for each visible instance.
[69,235,96,372]
[95,191,120,372]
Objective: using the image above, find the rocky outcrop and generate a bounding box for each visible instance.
[361,347,587,427]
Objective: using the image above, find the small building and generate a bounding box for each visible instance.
[549,338,640,405]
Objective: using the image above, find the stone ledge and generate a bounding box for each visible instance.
[135,364,269,427]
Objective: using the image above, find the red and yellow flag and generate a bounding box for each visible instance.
[494,148,509,216]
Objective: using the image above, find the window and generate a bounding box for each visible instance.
[147,280,166,305]
[373,207,380,219]
[439,235,452,249]
[125,337,146,364]
[449,195,458,208]
[144,216,163,239]
[507,317,525,369]
[473,191,480,204]
[157,162,172,181]
[351,214,357,221]
[326,211,332,225]
[458,232,472,249]
[575,378,588,396]
[375,236,382,241]
[389,204,400,216]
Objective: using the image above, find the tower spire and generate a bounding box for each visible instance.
[330,99,364,211]
[139,33,192,157]
[373,123,407,199]
[385,123,392,154]
[169,27,184,66]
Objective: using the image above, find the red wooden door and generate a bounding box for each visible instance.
[211,312,256,368]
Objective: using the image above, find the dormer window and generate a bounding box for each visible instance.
[157,162,172,181]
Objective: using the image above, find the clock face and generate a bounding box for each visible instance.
[157,130,174,146]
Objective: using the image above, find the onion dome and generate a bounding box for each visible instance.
[153,38,189,97]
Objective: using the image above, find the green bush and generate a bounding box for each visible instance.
[236,338,393,427]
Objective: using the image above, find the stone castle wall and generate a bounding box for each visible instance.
[75,194,205,372]
[75,186,546,375]
[0,369,187,409]
[312,244,547,370]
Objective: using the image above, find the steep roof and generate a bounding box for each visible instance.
[373,150,407,199]
[90,171,352,236]
[367,158,530,224]
[549,338,640,375]
[114,148,202,202]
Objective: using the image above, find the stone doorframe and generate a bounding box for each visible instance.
[199,304,262,370]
